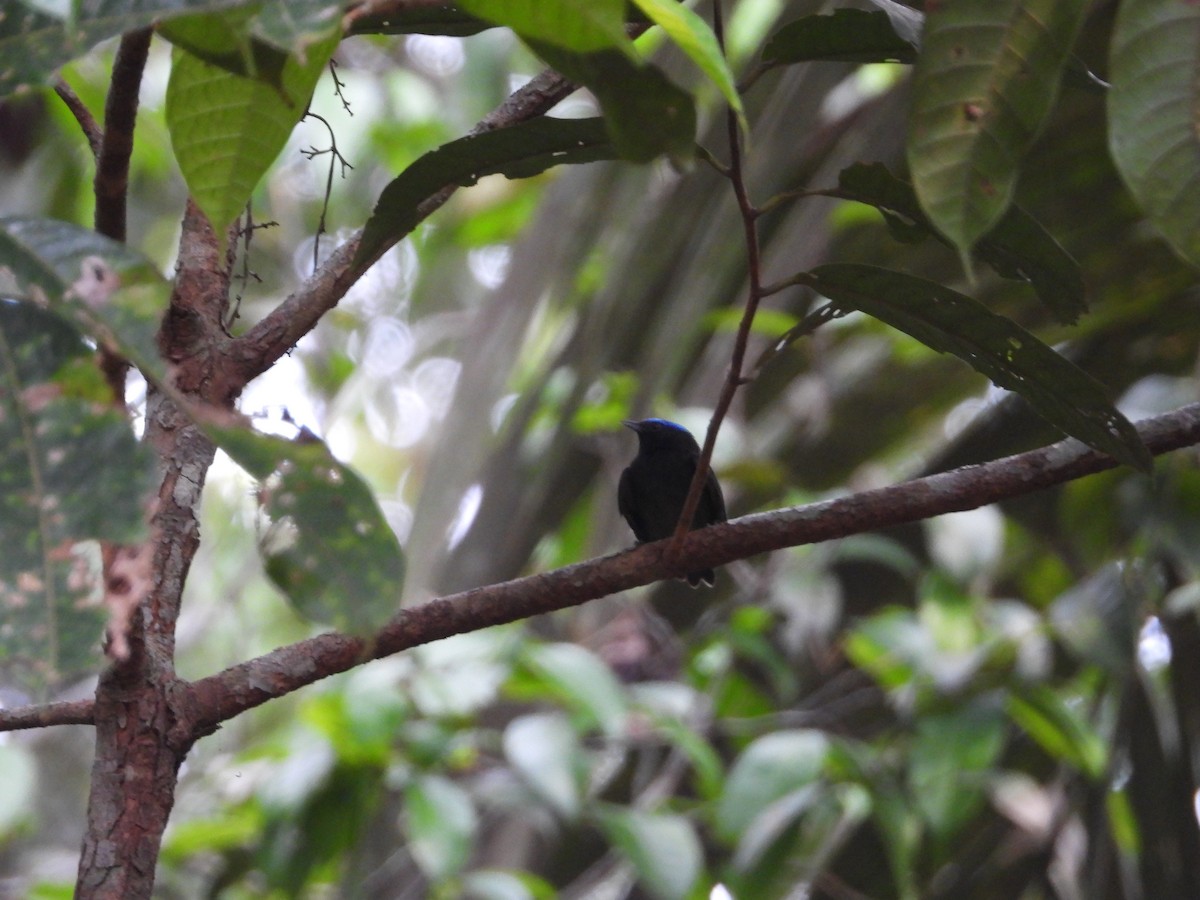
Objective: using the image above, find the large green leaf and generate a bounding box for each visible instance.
[0,218,161,699]
[762,7,919,66]
[0,0,254,99]
[807,264,1151,470]
[714,730,829,843]
[830,163,1085,323]
[629,0,745,131]
[907,0,1089,258]
[356,117,616,268]
[1109,0,1200,267]
[207,425,406,634]
[530,44,696,162]
[458,0,634,56]
[404,774,478,882]
[594,806,703,900]
[165,22,339,236]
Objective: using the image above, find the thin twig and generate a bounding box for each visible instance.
[231,67,577,386]
[301,110,355,274]
[671,0,762,546]
[53,79,102,157]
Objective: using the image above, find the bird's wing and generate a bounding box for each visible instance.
[617,467,645,540]
[703,466,728,524]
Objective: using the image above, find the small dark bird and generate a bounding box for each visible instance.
[618,418,727,586]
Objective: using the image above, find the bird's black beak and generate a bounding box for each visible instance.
[622,419,641,432]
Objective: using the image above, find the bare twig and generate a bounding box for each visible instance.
[301,110,355,274]
[671,0,761,548]
[231,67,576,386]
[53,79,102,157]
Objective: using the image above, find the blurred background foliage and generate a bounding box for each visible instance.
[3,0,1200,897]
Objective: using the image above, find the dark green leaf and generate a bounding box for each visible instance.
[356,117,615,268]
[205,426,406,634]
[530,45,696,163]
[808,264,1151,470]
[1007,685,1107,778]
[594,806,703,900]
[763,8,918,66]
[0,302,154,699]
[0,0,255,99]
[907,0,1090,257]
[832,163,1086,323]
[1109,0,1200,267]
[347,7,495,37]
[715,730,829,843]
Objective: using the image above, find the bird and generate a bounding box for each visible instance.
[618,418,727,587]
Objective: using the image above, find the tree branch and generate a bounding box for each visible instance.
[181,401,1200,735]
[0,698,94,730]
[673,0,760,546]
[231,68,576,386]
[9,402,1200,739]
[94,29,152,244]
[54,79,102,158]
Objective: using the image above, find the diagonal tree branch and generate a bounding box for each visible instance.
[181,401,1200,735]
[231,67,576,386]
[94,29,153,244]
[8,401,1200,738]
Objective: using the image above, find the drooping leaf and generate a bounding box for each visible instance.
[0,302,154,700]
[165,24,339,236]
[356,117,615,269]
[907,0,1090,258]
[807,264,1151,470]
[629,0,745,131]
[529,44,697,163]
[458,0,634,56]
[205,425,406,634]
[0,218,165,698]
[594,806,703,900]
[762,8,918,66]
[830,163,1085,323]
[1109,0,1200,267]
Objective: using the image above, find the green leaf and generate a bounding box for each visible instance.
[910,702,1005,841]
[629,0,745,131]
[762,8,918,66]
[0,0,254,99]
[460,869,557,900]
[529,44,697,163]
[807,264,1151,471]
[348,7,495,37]
[594,806,703,900]
[1049,563,1139,673]
[165,26,339,236]
[1109,0,1200,267]
[1007,686,1107,778]
[715,730,829,842]
[404,774,478,882]
[503,713,583,819]
[205,425,406,634]
[458,0,634,56]
[831,163,1086,324]
[520,642,628,736]
[356,117,616,268]
[907,0,1090,258]
[0,217,162,698]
